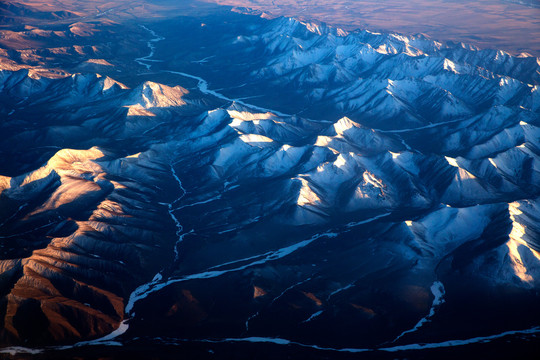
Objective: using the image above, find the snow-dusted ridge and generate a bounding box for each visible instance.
[135,26,291,116]
[0,9,539,352]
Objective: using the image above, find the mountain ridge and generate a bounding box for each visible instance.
[0,6,539,356]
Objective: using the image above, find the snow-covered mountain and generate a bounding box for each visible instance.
[184,16,539,130]
[0,8,539,357]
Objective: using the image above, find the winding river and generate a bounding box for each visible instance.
[3,24,538,357]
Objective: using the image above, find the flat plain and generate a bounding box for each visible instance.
[203,0,540,56]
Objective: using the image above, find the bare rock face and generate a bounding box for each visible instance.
[0,144,178,344]
[0,70,195,344]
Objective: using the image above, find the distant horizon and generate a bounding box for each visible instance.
[0,0,539,358]
[204,0,540,56]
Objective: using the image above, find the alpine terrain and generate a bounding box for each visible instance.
[0,0,539,358]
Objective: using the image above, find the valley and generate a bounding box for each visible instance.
[0,1,539,358]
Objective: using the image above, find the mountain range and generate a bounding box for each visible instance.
[0,2,539,358]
